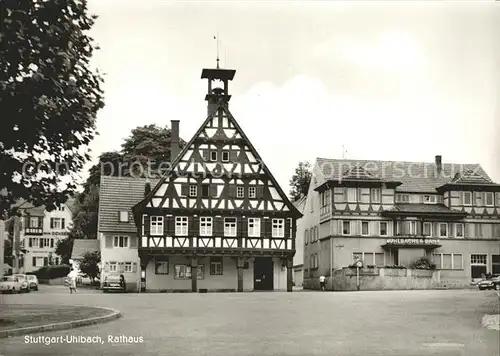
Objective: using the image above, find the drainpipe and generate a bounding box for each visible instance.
[330,237,333,290]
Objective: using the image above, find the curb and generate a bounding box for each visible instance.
[0,306,122,339]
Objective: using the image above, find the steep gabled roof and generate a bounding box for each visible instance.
[71,239,100,260]
[135,104,302,217]
[292,195,307,214]
[313,158,492,193]
[99,176,160,233]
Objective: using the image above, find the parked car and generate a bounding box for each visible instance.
[102,274,126,293]
[477,274,500,290]
[27,275,39,291]
[0,276,23,294]
[13,274,30,293]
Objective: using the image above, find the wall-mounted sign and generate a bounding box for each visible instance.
[385,238,440,245]
[43,231,69,236]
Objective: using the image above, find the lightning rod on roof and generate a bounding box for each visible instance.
[214,32,220,69]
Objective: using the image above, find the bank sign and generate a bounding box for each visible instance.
[385,238,440,245]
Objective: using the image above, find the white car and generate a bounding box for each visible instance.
[0,276,23,294]
[13,274,31,293]
[27,275,39,291]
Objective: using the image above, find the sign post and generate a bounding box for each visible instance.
[355,260,363,291]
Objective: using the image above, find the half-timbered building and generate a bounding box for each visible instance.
[131,66,302,292]
[299,155,500,290]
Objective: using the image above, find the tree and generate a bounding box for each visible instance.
[55,237,73,265]
[79,250,100,283]
[0,0,104,216]
[289,161,312,202]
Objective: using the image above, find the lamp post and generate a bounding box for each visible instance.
[355,260,363,291]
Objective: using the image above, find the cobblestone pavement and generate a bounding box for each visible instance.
[1,287,499,356]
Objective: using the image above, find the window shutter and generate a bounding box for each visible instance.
[132,262,137,273]
[50,218,54,229]
[181,184,189,196]
[416,222,422,236]
[104,262,109,272]
[130,236,138,249]
[29,238,32,247]
[166,216,175,235]
[285,218,291,239]
[464,223,469,238]
[214,217,224,236]
[210,184,218,197]
[228,185,236,198]
[61,219,65,229]
[230,150,238,161]
[24,216,29,228]
[433,223,439,237]
[50,239,54,248]
[202,150,209,160]
[143,216,151,236]
[241,217,248,238]
[105,235,113,248]
[264,219,272,239]
[256,185,264,198]
[190,216,199,236]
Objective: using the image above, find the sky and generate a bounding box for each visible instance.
[85,0,500,191]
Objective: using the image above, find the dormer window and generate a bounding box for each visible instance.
[396,194,410,203]
[424,195,436,204]
[189,184,197,197]
[462,192,472,206]
[222,151,229,162]
[485,192,494,206]
[210,151,217,162]
[119,211,129,222]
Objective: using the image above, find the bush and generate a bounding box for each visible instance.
[31,265,71,279]
[409,257,436,270]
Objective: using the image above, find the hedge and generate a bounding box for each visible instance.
[28,265,71,280]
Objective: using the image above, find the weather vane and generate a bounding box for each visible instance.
[214,32,220,68]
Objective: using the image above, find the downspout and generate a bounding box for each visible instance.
[330,237,333,290]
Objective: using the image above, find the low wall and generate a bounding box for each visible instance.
[304,268,474,291]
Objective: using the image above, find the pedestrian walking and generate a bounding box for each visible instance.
[319,275,326,291]
[68,270,77,294]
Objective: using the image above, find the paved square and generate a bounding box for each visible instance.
[1,287,499,356]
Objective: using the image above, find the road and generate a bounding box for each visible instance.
[0,287,499,356]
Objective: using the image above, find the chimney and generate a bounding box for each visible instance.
[170,120,180,163]
[435,155,442,175]
[144,180,151,197]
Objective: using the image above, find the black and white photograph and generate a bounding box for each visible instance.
[0,0,499,355]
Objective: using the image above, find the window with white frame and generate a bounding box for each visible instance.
[210,257,223,275]
[424,195,437,204]
[462,191,472,205]
[361,221,369,236]
[485,192,494,206]
[222,151,229,162]
[396,194,410,203]
[423,222,432,237]
[248,218,261,237]
[432,253,463,270]
[470,254,487,279]
[224,218,237,237]
[150,216,164,236]
[439,223,448,237]
[155,256,169,274]
[237,186,244,198]
[29,217,39,228]
[189,185,197,197]
[124,262,133,272]
[113,236,129,248]
[248,186,256,198]
[455,223,464,238]
[50,217,65,229]
[344,188,357,203]
[175,217,188,236]
[342,221,350,235]
[210,151,217,162]
[109,262,117,272]
[272,219,285,237]
[371,188,381,203]
[379,222,388,236]
[119,211,129,222]
[474,191,482,205]
[199,217,213,236]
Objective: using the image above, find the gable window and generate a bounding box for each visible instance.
[210,151,217,162]
[210,257,223,275]
[485,192,494,206]
[29,217,39,228]
[237,186,244,198]
[175,217,188,236]
[396,194,410,203]
[150,216,164,236]
[50,218,65,229]
[113,236,129,248]
[199,217,213,236]
[224,218,237,237]
[371,188,381,203]
[57,205,65,211]
[272,218,285,238]
[222,151,229,162]
[155,257,169,274]
[361,221,369,236]
[189,185,197,197]
[439,223,448,238]
[379,222,388,236]
[423,222,432,237]
[455,223,464,238]
[462,192,472,206]
[424,195,436,204]
[119,211,129,222]
[248,218,261,237]
[248,186,256,198]
[342,221,350,235]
